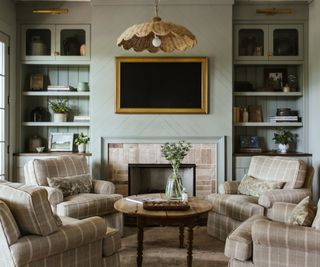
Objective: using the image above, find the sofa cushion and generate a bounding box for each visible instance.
[247,156,307,189]
[0,200,21,245]
[225,214,266,261]
[238,175,285,197]
[207,193,264,221]
[312,200,320,229]
[56,193,122,219]
[47,173,92,197]
[25,155,89,186]
[103,227,121,257]
[287,196,315,226]
[0,185,59,236]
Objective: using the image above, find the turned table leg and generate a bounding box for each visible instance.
[137,216,144,267]
[179,224,184,248]
[187,225,194,267]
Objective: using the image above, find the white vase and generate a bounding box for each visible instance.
[53,113,67,122]
[78,143,86,153]
[278,143,289,153]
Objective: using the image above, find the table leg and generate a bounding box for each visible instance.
[137,216,144,267]
[179,224,184,248]
[187,225,194,267]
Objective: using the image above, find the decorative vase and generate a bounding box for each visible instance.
[78,143,86,153]
[53,113,67,122]
[31,36,47,55]
[278,143,289,153]
[165,166,183,200]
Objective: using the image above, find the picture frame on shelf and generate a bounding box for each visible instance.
[30,73,44,91]
[49,133,74,152]
[239,136,263,153]
[248,105,263,122]
[264,68,287,91]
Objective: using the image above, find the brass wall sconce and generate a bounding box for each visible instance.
[32,9,69,15]
[256,8,292,16]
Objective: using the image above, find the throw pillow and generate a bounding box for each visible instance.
[287,196,316,226]
[238,175,285,197]
[311,200,320,229]
[47,174,92,197]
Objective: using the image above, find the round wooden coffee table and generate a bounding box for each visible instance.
[114,193,212,267]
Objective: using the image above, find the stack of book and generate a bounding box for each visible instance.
[269,116,299,122]
[47,85,75,91]
[74,115,90,122]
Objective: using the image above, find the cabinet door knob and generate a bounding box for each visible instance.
[54,51,60,56]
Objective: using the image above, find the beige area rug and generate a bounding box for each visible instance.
[119,226,228,267]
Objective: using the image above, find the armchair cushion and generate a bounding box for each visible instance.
[10,216,106,266]
[208,193,264,221]
[312,199,320,229]
[103,227,121,257]
[218,181,240,194]
[287,196,315,226]
[40,186,64,206]
[269,202,297,223]
[47,173,92,197]
[93,180,116,194]
[57,193,122,219]
[225,215,266,261]
[0,185,59,236]
[238,175,285,197]
[258,188,311,208]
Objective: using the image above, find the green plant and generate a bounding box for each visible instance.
[74,132,90,145]
[272,128,295,145]
[49,98,70,114]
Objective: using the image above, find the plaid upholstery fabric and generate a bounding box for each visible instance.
[268,202,296,223]
[207,212,241,241]
[93,180,116,194]
[0,185,58,236]
[103,212,124,237]
[258,188,311,208]
[229,258,254,267]
[208,193,264,221]
[247,156,307,189]
[10,216,106,266]
[0,201,21,245]
[225,215,266,261]
[56,193,122,219]
[102,253,120,267]
[218,181,240,194]
[252,219,320,267]
[24,155,89,186]
[312,200,320,229]
[39,186,64,207]
[103,227,121,257]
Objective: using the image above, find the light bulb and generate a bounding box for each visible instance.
[152,35,161,47]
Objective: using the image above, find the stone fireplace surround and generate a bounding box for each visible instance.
[102,137,226,198]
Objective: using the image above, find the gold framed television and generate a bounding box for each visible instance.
[115,57,208,114]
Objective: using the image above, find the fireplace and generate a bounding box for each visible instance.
[128,164,196,196]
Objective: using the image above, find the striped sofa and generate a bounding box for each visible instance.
[24,155,123,235]
[0,183,121,267]
[225,201,320,267]
[207,156,314,241]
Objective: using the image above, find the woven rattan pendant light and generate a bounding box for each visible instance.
[117,0,197,53]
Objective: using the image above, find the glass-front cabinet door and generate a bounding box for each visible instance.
[234,25,268,61]
[268,25,303,61]
[55,25,90,61]
[21,25,55,61]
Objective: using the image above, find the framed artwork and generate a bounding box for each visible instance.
[30,73,44,91]
[49,133,74,151]
[248,105,263,122]
[264,68,287,91]
[239,136,263,153]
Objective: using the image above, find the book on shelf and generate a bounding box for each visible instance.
[47,85,76,91]
[74,115,90,121]
[239,148,263,153]
[269,116,299,122]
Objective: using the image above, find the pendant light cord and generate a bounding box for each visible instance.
[154,0,160,17]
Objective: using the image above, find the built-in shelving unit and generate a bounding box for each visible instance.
[233,92,303,97]
[22,122,90,127]
[234,122,303,127]
[23,91,90,96]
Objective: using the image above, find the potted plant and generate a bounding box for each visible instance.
[74,132,90,153]
[272,128,295,153]
[161,140,192,200]
[49,98,70,122]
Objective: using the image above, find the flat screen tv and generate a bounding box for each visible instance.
[115,57,208,114]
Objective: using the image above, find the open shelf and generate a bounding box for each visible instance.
[23,91,90,96]
[234,122,303,127]
[233,91,302,97]
[234,151,312,157]
[14,152,92,156]
[22,122,90,127]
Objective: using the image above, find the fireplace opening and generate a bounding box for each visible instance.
[128,164,196,196]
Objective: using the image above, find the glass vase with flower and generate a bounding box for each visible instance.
[161,141,192,200]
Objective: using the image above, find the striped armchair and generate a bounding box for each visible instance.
[0,184,121,267]
[207,156,314,241]
[24,155,123,235]
[225,201,320,267]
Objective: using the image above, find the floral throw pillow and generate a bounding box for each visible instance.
[47,174,92,197]
[238,175,285,197]
[287,196,316,226]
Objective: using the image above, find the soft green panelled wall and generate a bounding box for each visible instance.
[90,3,233,178]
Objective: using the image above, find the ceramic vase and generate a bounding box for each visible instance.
[78,143,86,153]
[53,113,67,123]
[278,143,289,153]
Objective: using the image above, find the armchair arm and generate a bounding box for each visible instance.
[92,179,115,194]
[10,216,107,266]
[258,188,311,208]
[39,186,63,207]
[252,219,320,253]
[268,202,297,223]
[218,181,240,194]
